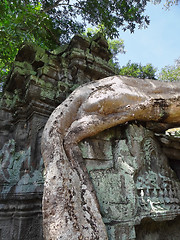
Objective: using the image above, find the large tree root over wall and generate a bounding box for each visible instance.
[41,76,180,240]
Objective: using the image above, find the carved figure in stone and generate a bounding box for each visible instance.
[0,35,116,240]
[41,76,180,239]
[79,123,180,239]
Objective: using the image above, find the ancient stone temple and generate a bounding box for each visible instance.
[79,124,180,239]
[0,34,180,240]
[41,73,180,240]
[0,34,115,239]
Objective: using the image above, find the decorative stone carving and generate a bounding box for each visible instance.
[79,124,180,239]
[1,33,180,239]
[0,34,115,239]
[41,75,180,239]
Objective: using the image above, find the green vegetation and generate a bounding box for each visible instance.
[0,0,179,90]
[119,61,157,79]
[158,58,180,82]
[0,0,152,86]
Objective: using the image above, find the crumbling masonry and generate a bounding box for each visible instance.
[0,35,180,240]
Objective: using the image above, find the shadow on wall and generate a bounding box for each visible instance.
[136,216,180,240]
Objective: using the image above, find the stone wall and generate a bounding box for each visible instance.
[0,34,180,239]
[0,34,115,240]
[79,124,180,240]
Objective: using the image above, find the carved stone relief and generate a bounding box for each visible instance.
[0,34,115,239]
[0,34,180,239]
[80,124,180,239]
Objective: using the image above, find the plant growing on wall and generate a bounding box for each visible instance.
[82,26,126,73]
[0,0,178,88]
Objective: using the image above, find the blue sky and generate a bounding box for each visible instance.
[117,2,180,72]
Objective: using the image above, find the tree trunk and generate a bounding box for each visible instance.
[41,76,180,240]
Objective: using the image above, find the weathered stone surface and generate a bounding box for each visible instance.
[135,216,180,240]
[1,33,180,239]
[81,124,180,239]
[0,36,114,240]
[0,34,115,239]
[41,76,180,239]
